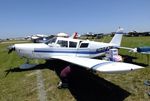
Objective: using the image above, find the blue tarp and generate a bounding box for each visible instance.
[137,47,150,52]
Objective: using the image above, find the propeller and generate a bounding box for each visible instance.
[8,45,15,54]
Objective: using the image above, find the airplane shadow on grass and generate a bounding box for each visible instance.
[48,60,131,101]
[5,59,130,101]
[4,63,52,77]
[122,55,148,67]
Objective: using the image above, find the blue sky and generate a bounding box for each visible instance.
[0,0,150,39]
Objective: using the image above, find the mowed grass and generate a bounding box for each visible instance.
[0,42,38,101]
[98,36,150,101]
[0,36,150,101]
[0,41,75,101]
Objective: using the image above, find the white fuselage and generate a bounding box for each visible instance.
[14,37,116,59]
[9,28,144,72]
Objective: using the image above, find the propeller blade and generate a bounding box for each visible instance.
[8,45,15,54]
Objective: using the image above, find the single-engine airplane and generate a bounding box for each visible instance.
[8,28,143,73]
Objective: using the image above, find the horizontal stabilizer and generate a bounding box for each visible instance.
[120,47,150,54]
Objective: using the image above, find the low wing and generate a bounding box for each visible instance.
[52,56,143,73]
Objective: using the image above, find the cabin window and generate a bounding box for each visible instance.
[57,40,68,47]
[80,43,89,48]
[69,41,77,48]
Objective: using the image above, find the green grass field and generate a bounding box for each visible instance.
[0,37,150,101]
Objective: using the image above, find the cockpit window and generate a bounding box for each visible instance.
[45,37,56,44]
[80,43,89,48]
[57,40,68,47]
[69,41,77,48]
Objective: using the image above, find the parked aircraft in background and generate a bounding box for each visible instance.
[8,28,143,73]
[27,34,49,43]
[27,32,79,43]
[27,34,48,40]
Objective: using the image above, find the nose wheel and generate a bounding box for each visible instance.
[20,59,37,69]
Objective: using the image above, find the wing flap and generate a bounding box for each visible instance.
[52,56,143,73]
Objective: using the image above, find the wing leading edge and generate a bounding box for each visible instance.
[52,56,143,73]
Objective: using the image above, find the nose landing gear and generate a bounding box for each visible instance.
[20,59,37,69]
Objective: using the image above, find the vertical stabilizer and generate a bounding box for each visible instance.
[110,28,124,47]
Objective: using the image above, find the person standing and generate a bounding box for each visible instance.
[57,66,72,89]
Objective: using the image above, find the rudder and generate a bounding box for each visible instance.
[110,28,124,47]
